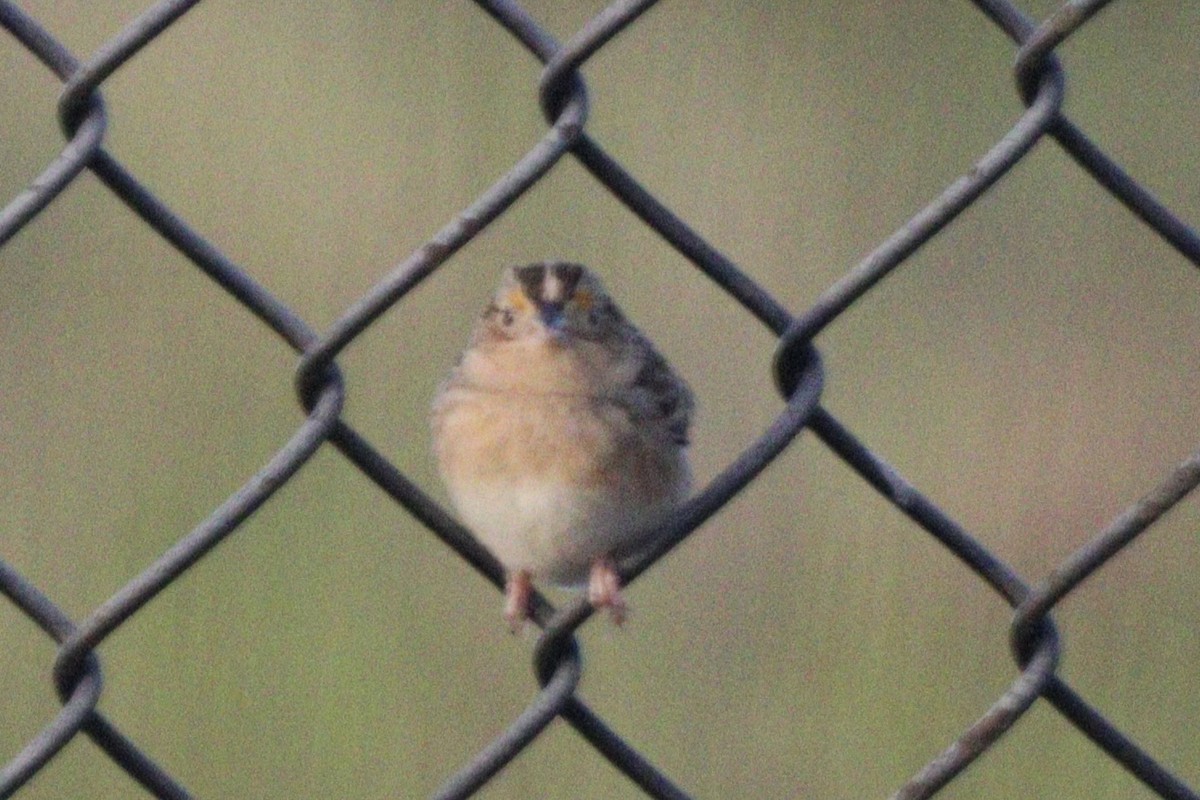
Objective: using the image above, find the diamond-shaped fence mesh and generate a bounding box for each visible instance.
[1,0,1198,798]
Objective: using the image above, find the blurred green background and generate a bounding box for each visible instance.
[2,2,1198,798]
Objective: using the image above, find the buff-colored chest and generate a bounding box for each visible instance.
[431,339,690,582]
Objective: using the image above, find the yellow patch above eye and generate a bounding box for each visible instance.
[507,289,532,312]
[572,289,594,310]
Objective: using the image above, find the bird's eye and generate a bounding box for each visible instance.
[501,308,515,326]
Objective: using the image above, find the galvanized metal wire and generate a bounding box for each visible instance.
[1,0,1197,798]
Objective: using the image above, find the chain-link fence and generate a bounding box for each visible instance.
[2,0,1198,797]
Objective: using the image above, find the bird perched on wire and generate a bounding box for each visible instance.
[431,262,694,630]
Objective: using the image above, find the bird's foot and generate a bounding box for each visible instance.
[504,570,533,633]
[587,557,627,625]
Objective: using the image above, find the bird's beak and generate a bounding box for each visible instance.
[538,303,568,343]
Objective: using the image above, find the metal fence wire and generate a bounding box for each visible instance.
[1,0,1198,798]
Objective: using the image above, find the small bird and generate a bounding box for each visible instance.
[431,262,693,629]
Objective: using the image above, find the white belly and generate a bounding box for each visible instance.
[449,477,677,585]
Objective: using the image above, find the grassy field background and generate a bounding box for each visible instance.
[2,2,1198,798]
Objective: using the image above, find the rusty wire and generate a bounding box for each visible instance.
[1,0,1198,798]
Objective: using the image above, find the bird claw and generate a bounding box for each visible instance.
[588,558,627,625]
[504,571,533,633]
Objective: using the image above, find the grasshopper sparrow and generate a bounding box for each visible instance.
[431,262,694,629]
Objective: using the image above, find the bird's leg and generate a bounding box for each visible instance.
[504,570,533,633]
[587,556,627,625]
